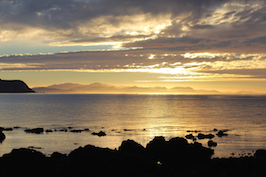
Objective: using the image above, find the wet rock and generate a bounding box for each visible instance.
[3,127,13,131]
[91,131,106,137]
[70,129,83,133]
[185,134,195,140]
[254,149,266,158]
[24,128,44,134]
[28,146,42,150]
[187,130,201,133]
[58,128,67,132]
[208,140,217,147]
[0,127,13,131]
[0,131,5,142]
[198,133,215,139]
[216,130,228,137]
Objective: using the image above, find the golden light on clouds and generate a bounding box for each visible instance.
[1,0,266,93]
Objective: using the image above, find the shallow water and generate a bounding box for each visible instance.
[0,94,266,157]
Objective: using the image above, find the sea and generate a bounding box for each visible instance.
[0,93,266,158]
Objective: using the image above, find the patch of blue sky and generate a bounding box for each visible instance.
[0,43,113,55]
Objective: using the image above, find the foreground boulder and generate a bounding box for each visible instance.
[1,137,266,176]
[146,136,214,167]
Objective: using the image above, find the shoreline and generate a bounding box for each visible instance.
[1,136,266,176]
[0,126,263,159]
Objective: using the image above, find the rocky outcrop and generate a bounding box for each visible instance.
[0,79,35,93]
[0,137,266,176]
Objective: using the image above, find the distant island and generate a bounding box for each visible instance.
[0,79,35,93]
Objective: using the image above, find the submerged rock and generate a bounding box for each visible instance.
[45,129,53,133]
[198,133,215,139]
[70,129,83,133]
[24,128,44,134]
[91,131,106,137]
[208,140,217,147]
[185,134,195,140]
[216,130,228,137]
[2,128,13,131]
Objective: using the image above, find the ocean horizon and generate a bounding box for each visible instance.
[0,93,266,158]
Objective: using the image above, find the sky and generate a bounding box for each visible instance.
[1,0,266,94]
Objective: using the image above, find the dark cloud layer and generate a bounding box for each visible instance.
[1,0,266,82]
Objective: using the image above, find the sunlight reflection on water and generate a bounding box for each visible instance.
[0,94,266,158]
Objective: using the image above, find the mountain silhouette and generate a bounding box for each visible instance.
[0,79,35,93]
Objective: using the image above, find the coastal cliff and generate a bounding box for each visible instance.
[0,79,35,93]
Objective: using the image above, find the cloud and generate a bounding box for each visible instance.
[1,0,266,83]
[0,0,237,43]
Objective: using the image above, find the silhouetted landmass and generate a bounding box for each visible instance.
[33,82,221,94]
[0,136,266,176]
[0,79,35,93]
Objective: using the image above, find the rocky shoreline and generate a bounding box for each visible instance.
[0,135,266,177]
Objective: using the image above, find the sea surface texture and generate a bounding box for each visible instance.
[0,94,266,158]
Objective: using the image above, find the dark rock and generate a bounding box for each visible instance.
[45,129,53,133]
[119,139,146,156]
[51,152,67,159]
[198,133,215,139]
[254,149,266,158]
[146,136,167,161]
[216,130,228,137]
[28,146,42,150]
[0,131,5,142]
[13,126,21,129]
[146,136,213,167]
[185,134,195,140]
[24,128,44,134]
[58,128,67,132]
[3,128,13,131]
[213,128,218,131]
[84,128,90,131]
[1,148,45,162]
[1,136,266,176]
[208,140,217,147]
[70,129,83,133]
[91,131,106,137]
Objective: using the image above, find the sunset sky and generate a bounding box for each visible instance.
[1,0,266,93]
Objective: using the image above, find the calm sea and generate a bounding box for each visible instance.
[0,94,266,158]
